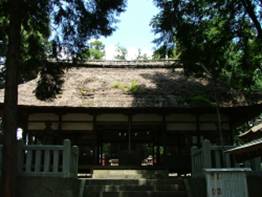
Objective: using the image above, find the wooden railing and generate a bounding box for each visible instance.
[191,146,204,176]
[191,139,261,176]
[0,139,79,177]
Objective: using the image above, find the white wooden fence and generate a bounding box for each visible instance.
[0,139,79,177]
[191,139,261,177]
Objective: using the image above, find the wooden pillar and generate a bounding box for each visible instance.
[26,112,33,144]
[202,139,212,168]
[152,138,155,165]
[128,114,132,153]
[58,112,62,144]
[100,142,103,165]
[94,114,100,165]
[162,114,167,165]
[28,132,33,144]
[156,122,161,166]
[191,146,198,176]
[229,120,234,144]
[22,112,29,144]
[196,114,200,146]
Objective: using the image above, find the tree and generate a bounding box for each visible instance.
[151,0,262,90]
[136,48,143,60]
[152,45,174,60]
[0,1,126,197]
[136,48,150,60]
[151,0,262,147]
[78,40,105,60]
[114,44,127,60]
[1,1,22,197]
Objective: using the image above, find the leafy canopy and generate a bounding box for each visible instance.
[0,0,126,73]
[114,44,127,60]
[0,0,126,98]
[151,0,262,90]
[78,40,105,60]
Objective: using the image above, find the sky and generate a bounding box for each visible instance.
[100,0,158,60]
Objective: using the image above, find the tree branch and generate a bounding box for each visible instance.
[241,0,262,40]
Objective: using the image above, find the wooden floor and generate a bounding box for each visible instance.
[79,165,169,174]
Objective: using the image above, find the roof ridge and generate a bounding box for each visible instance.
[48,59,182,68]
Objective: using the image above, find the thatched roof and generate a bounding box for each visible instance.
[0,61,261,108]
[239,123,262,141]
[225,137,262,160]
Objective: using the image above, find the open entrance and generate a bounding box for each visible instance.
[99,142,155,167]
[97,123,163,168]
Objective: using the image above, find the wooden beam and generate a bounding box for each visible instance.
[196,114,200,146]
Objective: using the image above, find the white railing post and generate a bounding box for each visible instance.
[53,150,60,173]
[43,150,50,173]
[191,146,198,176]
[63,139,71,177]
[25,148,33,173]
[71,145,79,177]
[34,150,42,173]
[244,160,251,168]
[214,149,221,168]
[202,139,212,168]
[1,139,79,177]
[252,157,261,171]
[224,152,231,168]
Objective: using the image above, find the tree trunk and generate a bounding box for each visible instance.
[214,92,224,146]
[2,0,22,197]
[241,0,262,40]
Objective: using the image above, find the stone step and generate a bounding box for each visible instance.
[81,176,187,197]
[83,191,187,197]
[85,183,185,192]
[84,178,185,185]
[92,170,169,179]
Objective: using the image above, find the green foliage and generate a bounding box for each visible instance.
[0,0,126,99]
[152,45,176,60]
[0,0,51,83]
[112,80,140,93]
[136,49,150,60]
[0,0,126,64]
[188,95,213,106]
[34,63,64,100]
[112,81,129,92]
[129,80,140,93]
[252,69,262,91]
[0,15,7,57]
[50,0,127,58]
[114,44,127,60]
[151,0,262,90]
[78,40,105,60]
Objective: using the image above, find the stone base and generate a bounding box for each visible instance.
[92,169,169,179]
[0,176,80,197]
